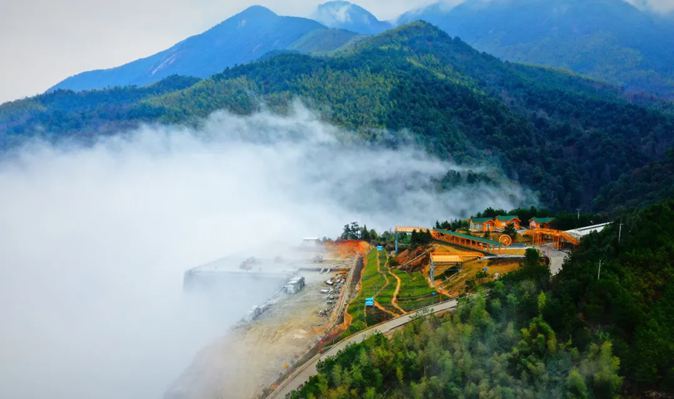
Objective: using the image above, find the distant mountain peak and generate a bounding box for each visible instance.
[312,1,392,34]
[318,1,354,22]
[237,5,277,18]
[366,20,451,43]
[49,5,357,93]
[349,20,475,58]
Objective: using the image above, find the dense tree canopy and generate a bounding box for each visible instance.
[546,200,674,392]
[293,200,674,397]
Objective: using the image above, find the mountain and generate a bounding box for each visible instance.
[3,22,674,211]
[399,0,674,97]
[50,6,358,92]
[312,1,392,34]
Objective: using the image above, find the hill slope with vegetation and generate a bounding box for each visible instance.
[400,0,674,98]
[2,22,673,211]
[593,149,674,213]
[292,199,674,397]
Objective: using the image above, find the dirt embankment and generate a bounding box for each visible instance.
[394,246,431,271]
[324,240,369,258]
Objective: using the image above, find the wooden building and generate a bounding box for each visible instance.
[529,217,555,230]
[493,215,521,230]
[469,217,496,232]
[470,215,521,232]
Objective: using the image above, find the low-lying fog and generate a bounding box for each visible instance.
[0,104,532,398]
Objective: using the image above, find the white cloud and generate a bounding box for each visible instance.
[0,104,532,398]
[628,0,674,12]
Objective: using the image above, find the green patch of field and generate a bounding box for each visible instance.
[375,251,400,314]
[343,249,390,336]
[359,249,388,299]
[393,269,443,311]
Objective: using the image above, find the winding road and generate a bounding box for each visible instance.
[266,298,458,399]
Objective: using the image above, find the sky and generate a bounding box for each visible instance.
[0,0,433,104]
[1,0,673,104]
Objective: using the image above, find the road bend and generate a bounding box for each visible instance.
[267,299,458,399]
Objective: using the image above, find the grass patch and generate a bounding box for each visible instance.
[343,248,390,336]
[393,269,442,312]
[376,251,400,314]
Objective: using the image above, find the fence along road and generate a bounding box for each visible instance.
[266,298,458,399]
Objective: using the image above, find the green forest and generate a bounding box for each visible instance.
[2,22,674,211]
[292,200,674,398]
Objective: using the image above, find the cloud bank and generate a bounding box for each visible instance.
[0,104,532,398]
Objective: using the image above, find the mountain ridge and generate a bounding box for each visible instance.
[398,0,674,97]
[49,6,358,93]
[3,22,673,211]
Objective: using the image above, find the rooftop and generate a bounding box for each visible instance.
[496,215,520,222]
[531,217,555,223]
[430,254,463,263]
[435,229,501,246]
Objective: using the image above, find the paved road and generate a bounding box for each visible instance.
[267,299,458,399]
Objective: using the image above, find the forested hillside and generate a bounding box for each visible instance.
[400,0,674,98]
[292,200,674,397]
[546,200,674,393]
[594,149,674,213]
[2,22,674,211]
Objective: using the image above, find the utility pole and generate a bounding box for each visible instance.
[577,209,580,221]
[597,259,603,280]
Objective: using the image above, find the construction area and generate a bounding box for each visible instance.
[167,241,367,399]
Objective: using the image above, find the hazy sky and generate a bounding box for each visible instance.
[1,0,673,104]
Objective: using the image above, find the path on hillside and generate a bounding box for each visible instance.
[387,266,406,314]
[374,300,398,317]
[266,299,458,399]
[373,252,401,317]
